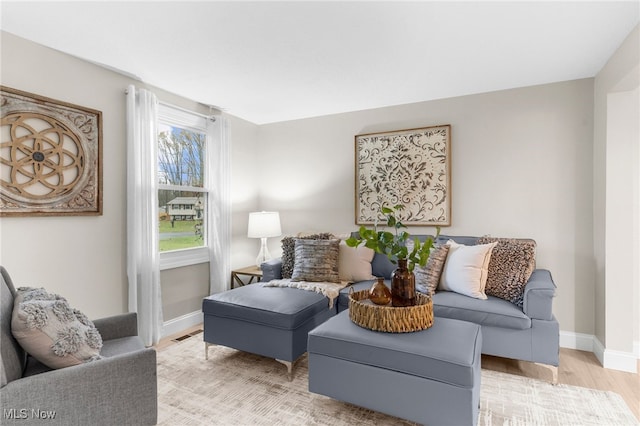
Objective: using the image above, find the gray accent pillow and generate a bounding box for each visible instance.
[415,244,450,295]
[11,287,103,369]
[477,236,537,307]
[291,239,341,283]
[280,233,334,278]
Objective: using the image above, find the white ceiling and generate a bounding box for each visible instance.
[1,1,638,124]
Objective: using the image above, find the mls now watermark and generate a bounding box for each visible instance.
[4,408,57,420]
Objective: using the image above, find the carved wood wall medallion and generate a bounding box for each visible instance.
[0,86,102,216]
[355,125,451,226]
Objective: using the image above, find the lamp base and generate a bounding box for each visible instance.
[256,237,272,267]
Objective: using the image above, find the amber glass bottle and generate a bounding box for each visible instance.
[391,259,416,307]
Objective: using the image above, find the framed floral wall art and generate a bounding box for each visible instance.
[0,86,102,216]
[355,125,451,226]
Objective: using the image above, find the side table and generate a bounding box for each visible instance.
[231,265,263,289]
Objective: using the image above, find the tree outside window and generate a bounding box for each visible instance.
[158,124,207,252]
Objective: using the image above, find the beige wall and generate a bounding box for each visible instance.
[593,25,640,361]
[161,263,210,320]
[258,80,595,335]
[227,114,261,268]
[0,32,259,323]
[2,25,638,359]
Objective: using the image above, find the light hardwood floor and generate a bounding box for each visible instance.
[482,349,640,421]
[156,325,640,421]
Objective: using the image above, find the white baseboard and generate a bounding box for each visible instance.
[593,336,605,366]
[635,340,640,358]
[602,347,638,373]
[559,330,595,352]
[561,330,638,373]
[162,310,203,338]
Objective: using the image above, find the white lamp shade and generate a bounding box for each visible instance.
[247,211,282,238]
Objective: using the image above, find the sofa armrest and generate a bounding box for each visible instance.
[260,258,282,282]
[0,348,157,425]
[93,312,139,341]
[523,269,556,321]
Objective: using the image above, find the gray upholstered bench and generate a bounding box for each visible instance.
[202,285,336,377]
[308,311,482,425]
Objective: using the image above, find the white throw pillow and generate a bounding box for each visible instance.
[338,240,375,282]
[438,240,498,299]
[11,287,103,369]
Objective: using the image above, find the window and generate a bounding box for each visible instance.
[157,104,210,269]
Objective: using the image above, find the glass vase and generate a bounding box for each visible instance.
[391,259,416,307]
[369,277,391,305]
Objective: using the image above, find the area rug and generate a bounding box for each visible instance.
[157,335,638,425]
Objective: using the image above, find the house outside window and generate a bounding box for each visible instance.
[157,104,210,269]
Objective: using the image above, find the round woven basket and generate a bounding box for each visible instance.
[348,288,434,333]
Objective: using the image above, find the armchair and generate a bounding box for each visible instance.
[0,266,157,425]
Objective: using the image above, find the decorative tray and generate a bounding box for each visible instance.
[348,289,434,333]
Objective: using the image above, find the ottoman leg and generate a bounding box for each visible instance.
[276,359,293,381]
[205,342,212,360]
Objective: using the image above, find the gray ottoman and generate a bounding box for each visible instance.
[202,285,335,377]
[308,311,482,425]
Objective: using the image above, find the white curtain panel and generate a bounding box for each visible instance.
[126,84,164,346]
[206,116,231,294]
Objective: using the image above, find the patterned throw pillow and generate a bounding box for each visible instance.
[477,236,537,307]
[280,232,334,278]
[291,239,341,283]
[415,244,450,295]
[11,287,103,369]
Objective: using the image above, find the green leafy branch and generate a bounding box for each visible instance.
[345,204,440,272]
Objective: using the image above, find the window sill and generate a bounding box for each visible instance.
[160,247,209,270]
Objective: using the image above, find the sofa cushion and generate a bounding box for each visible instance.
[340,282,532,330]
[371,253,395,279]
[338,240,375,282]
[202,285,330,330]
[436,235,479,246]
[100,336,146,357]
[1,266,25,387]
[477,236,536,307]
[438,240,497,299]
[367,235,478,280]
[291,239,340,283]
[363,234,441,279]
[11,287,103,370]
[433,291,532,330]
[281,233,334,278]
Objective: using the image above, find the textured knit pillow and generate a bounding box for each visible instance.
[280,232,334,278]
[338,240,375,282]
[477,236,537,307]
[291,238,341,283]
[438,240,497,299]
[11,287,103,369]
[415,244,450,295]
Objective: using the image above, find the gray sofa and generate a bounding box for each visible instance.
[0,266,158,425]
[262,234,559,381]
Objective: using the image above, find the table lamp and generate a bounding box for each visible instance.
[247,211,282,267]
